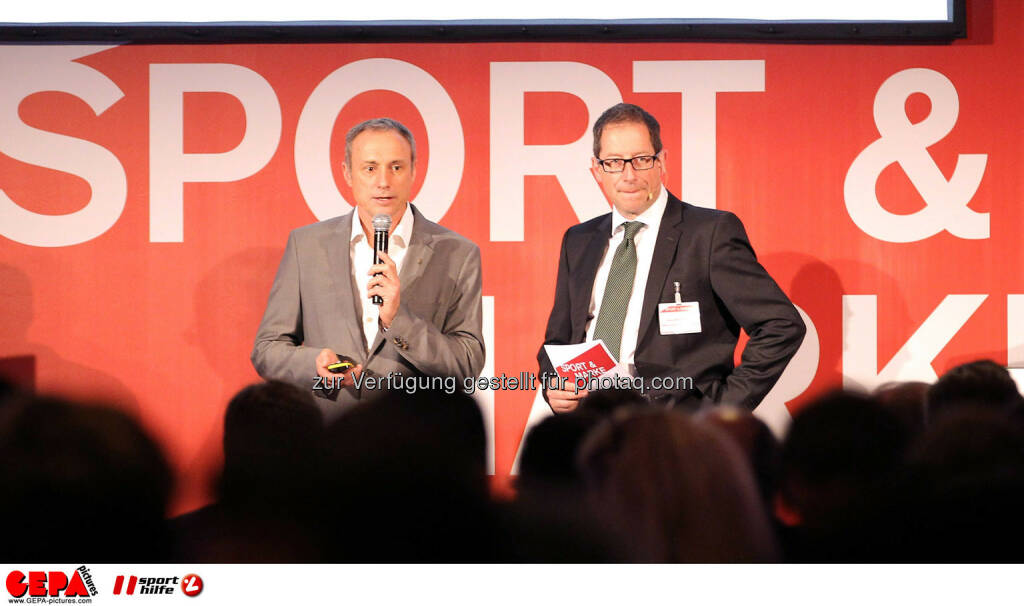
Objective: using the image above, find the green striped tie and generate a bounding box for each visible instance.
[593,221,644,362]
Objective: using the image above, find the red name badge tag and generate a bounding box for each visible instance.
[658,301,701,335]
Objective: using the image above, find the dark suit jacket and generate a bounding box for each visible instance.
[538,193,805,410]
[252,205,485,419]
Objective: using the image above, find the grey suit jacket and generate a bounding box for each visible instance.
[251,205,485,417]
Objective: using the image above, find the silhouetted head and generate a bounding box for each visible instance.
[697,406,780,510]
[926,360,1024,423]
[578,388,647,416]
[517,409,603,497]
[324,388,485,486]
[0,396,172,562]
[778,390,909,529]
[221,380,323,504]
[897,407,1024,561]
[578,409,778,562]
[874,381,929,436]
[319,388,492,561]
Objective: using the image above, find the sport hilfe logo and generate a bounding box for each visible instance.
[113,575,178,595]
[112,574,203,597]
[6,566,98,598]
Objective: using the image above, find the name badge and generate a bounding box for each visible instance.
[659,301,701,335]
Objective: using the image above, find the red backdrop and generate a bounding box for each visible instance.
[1,0,1019,512]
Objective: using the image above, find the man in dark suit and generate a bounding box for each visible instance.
[538,103,804,413]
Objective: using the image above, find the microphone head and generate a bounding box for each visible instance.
[372,214,392,233]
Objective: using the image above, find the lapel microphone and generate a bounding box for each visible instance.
[371,213,392,306]
[638,180,652,202]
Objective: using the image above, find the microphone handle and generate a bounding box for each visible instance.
[372,230,389,305]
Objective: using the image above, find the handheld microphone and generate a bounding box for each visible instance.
[371,214,392,306]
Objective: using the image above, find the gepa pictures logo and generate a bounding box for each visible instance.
[6,566,97,598]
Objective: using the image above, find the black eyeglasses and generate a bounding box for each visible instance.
[596,154,660,173]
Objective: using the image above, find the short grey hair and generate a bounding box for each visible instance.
[343,118,417,167]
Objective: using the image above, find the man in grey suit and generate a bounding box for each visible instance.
[252,118,485,418]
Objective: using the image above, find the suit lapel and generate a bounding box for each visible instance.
[638,196,685,342]
[396,205,435,294]
[320,211,368,358]
[572,215,612,342]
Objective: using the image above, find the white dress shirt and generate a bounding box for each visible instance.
[350,206,414,350]
[585,187,668,372]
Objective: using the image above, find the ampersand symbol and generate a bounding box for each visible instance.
[844,68,988,243]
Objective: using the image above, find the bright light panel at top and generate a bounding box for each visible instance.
[2,0,952,23]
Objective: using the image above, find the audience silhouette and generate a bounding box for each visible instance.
[0,390,172,562]
[3,357,1023,563]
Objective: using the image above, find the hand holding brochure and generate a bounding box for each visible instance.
[543,340,629,388]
